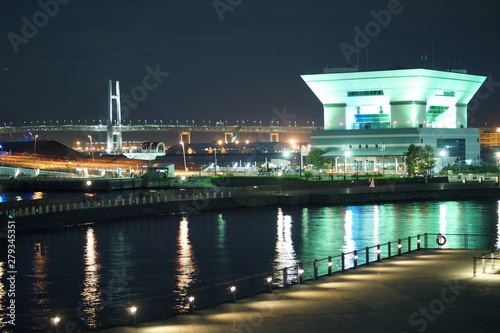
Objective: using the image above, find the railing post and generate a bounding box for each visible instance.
[377,244,381,262]
[398,239,402,256]
[341,253,345,272]
[313,260,318,280]
[424,233,428,249]
[417,235,421,250]
[388,242,391,258]
[163,296,168,321]
[365,247,369,265]
[328,256,332,275]
[408,237,411,252]
[353,250,358,268]
[249,276,254,297]
[482,254,486,273]
[473,257,477,277]
[211,285,216,308]
[283,268,288,288]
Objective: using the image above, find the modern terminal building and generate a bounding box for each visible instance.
[301,67,486,174]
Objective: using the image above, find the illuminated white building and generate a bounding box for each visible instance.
[301,67,487,172]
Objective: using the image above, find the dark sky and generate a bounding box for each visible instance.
[1,0,500,141]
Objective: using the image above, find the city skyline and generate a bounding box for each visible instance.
[1,0,499,129]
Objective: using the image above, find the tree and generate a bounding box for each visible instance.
[418,145,436,175]
[306,148,325,170]
[404,144,422,176]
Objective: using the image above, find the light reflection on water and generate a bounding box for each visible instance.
[273,208,298,285]
[174,217,198,310]
[12,199,500,332]
[28,243,50,330]
[80,227,101,328]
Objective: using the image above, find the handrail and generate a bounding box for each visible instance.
[21,232,498,330]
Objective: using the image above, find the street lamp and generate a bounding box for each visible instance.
[440,149,447,171]
[214,147,218,174]
[88,135,94,160]
[180,141,188,172]
[344,150,351,179]
[33,134,39,156]
[380,142,385,175]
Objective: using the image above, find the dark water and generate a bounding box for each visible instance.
[2,200,500,332]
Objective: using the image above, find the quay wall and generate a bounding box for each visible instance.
[9,185,500,233]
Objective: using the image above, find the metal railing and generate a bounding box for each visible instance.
[473,249,500,277]
[23,233,498,332]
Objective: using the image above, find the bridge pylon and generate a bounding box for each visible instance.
[107,80,123,153]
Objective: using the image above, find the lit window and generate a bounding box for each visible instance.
[436,90,455,97]
[347,90,384,97]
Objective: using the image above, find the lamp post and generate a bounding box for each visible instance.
[440,149,447,173]
[381,142,385,176]
[180,141,188,172]
[214,148,218,174]
[88,135,94,160]
[33,134,39,156]
[344,150,351,180]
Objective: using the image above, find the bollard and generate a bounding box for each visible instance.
[482,254,486,273]
[417,235,421,250]
[398,239,402,256]
[492,252,496,271]
[283,267,288,288]
[59,204,63,212]
[388,242,391,258]
[121,199,125,205]
[313,260,318,280]
[66,203,70,211]
[366,247,370,265]
[353,250,358,268]
[341,253,346,271]
[297,264,304,284]
[408,237,411,252]
[328,256,333,275]
[230,285,236,302]
[376,244,381,261]
[267,275,273,293]
[188,296,195,314]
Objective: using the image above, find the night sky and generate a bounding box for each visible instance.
[1,0,500,144]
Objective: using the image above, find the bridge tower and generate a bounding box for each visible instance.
[107,80,123,152]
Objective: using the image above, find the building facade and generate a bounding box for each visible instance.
[301,67,486,173]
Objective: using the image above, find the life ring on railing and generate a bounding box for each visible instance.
[436,233,447,246]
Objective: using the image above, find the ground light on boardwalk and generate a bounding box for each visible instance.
[88,249,499,333]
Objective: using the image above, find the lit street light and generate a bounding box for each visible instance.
[88,135,94,160]
[344,150,351,180]
[440,149,447,171]
[33,134,39,156]
[180,141,188,172]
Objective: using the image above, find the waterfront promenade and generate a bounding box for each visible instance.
[90,249,499,333]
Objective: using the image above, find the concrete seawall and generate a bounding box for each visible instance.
[9,182,500,233]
